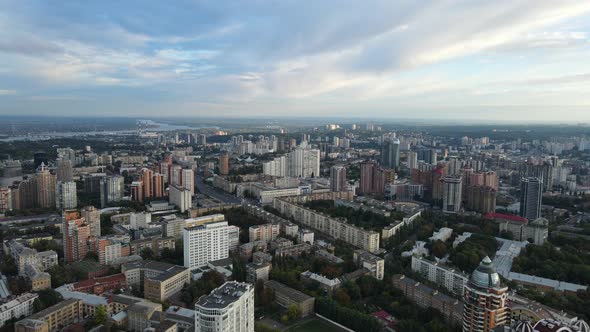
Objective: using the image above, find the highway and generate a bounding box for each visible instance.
[194,175,242,204]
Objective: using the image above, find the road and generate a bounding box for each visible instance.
[194,175,242,204]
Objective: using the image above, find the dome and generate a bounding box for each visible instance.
[514,321,534,332]
[573,320,590,332]
[470,256,501,289]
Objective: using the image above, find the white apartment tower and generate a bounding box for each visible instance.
[195,281,255,332]
[183,220,230,269]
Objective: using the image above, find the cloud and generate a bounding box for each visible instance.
[1,1,590,118]
[0,89,16,95]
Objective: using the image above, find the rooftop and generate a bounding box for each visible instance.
[195,281,252,309]
[264,280,313,303]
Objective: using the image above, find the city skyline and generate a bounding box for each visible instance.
[0,1,590,121]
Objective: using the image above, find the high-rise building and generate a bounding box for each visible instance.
[407,151,418,170]
[195,281,255,332]
[0,187,12,213]
[200,134,207,146]
[182,169,194,195]
[81,206,101,238]
[169,185,192,213]
[519,177,542,220]
[330,166,347,192]
[462,256,509,332]
[171,165,183,187]
[219,154,230,176]
[442,176,462,213]
[360,161,377,194]
[262,156,287,177]
[62,210,90,263]
[99,175,124,208]
[287,146,320,178]
[152,173,164,198]
[55,181,77,210]
[465,186,496,214]
[141,168,153,201]
[418,148,437,165]
[56,159,73,182]
[34,164,56,209]
[183,218,231,269]
[381,138,400,169]
[130,181,143,202]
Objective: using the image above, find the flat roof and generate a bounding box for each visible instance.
[264,280,313,303]
[196,282,251,309]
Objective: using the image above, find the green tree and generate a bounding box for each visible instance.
[94,305,107,325]
[287,304,301,321]
[141,247,155,260]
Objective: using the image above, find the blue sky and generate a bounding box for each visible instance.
[1,0,590,122]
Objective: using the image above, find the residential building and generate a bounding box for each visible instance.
[330,166,347,192]
[0,293,38,328]
[62,210,91,263]
[130,181,144,202]
[273,198,380,253]
[248,223,279,243]
[99,175,124,208]
[169,185,192,213]
[263,156,287,177]
[246,262,271,284]
[381,138,400,169]
[55,181,77,210]
[287,146,320,178]
[182,169,194,195]
[353,249,384,280]
[219,154,230,176]
[129,237,175,256]
[183,219,230,269]
[462,257,509,332]
[392,275,463,324]
[300,271,341,294]
[81,206,101,238]
[411,256,468,297]
[195,281,255,332]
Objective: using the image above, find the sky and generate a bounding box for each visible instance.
[1,1,590,122]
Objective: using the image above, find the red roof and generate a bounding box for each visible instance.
[372,310,395,328]
[485,212,527,224]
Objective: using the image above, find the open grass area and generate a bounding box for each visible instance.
[286,318,346,332]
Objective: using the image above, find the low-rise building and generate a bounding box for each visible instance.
[249,223,280,243]
[122,260,190,302]
[130,236,175,256]
[16,299,83,332]
[273,198,380,253]
[275,243,312,258]
[264,280,315,317]
[0,293,38,328]
[392,275,463,324]
[353,249,384,280]
[128,301,162,332]
[411,255,468,296]
[246,262,271,284]
[300,271,341,294]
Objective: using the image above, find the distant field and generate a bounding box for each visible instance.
[286,318,347,332]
